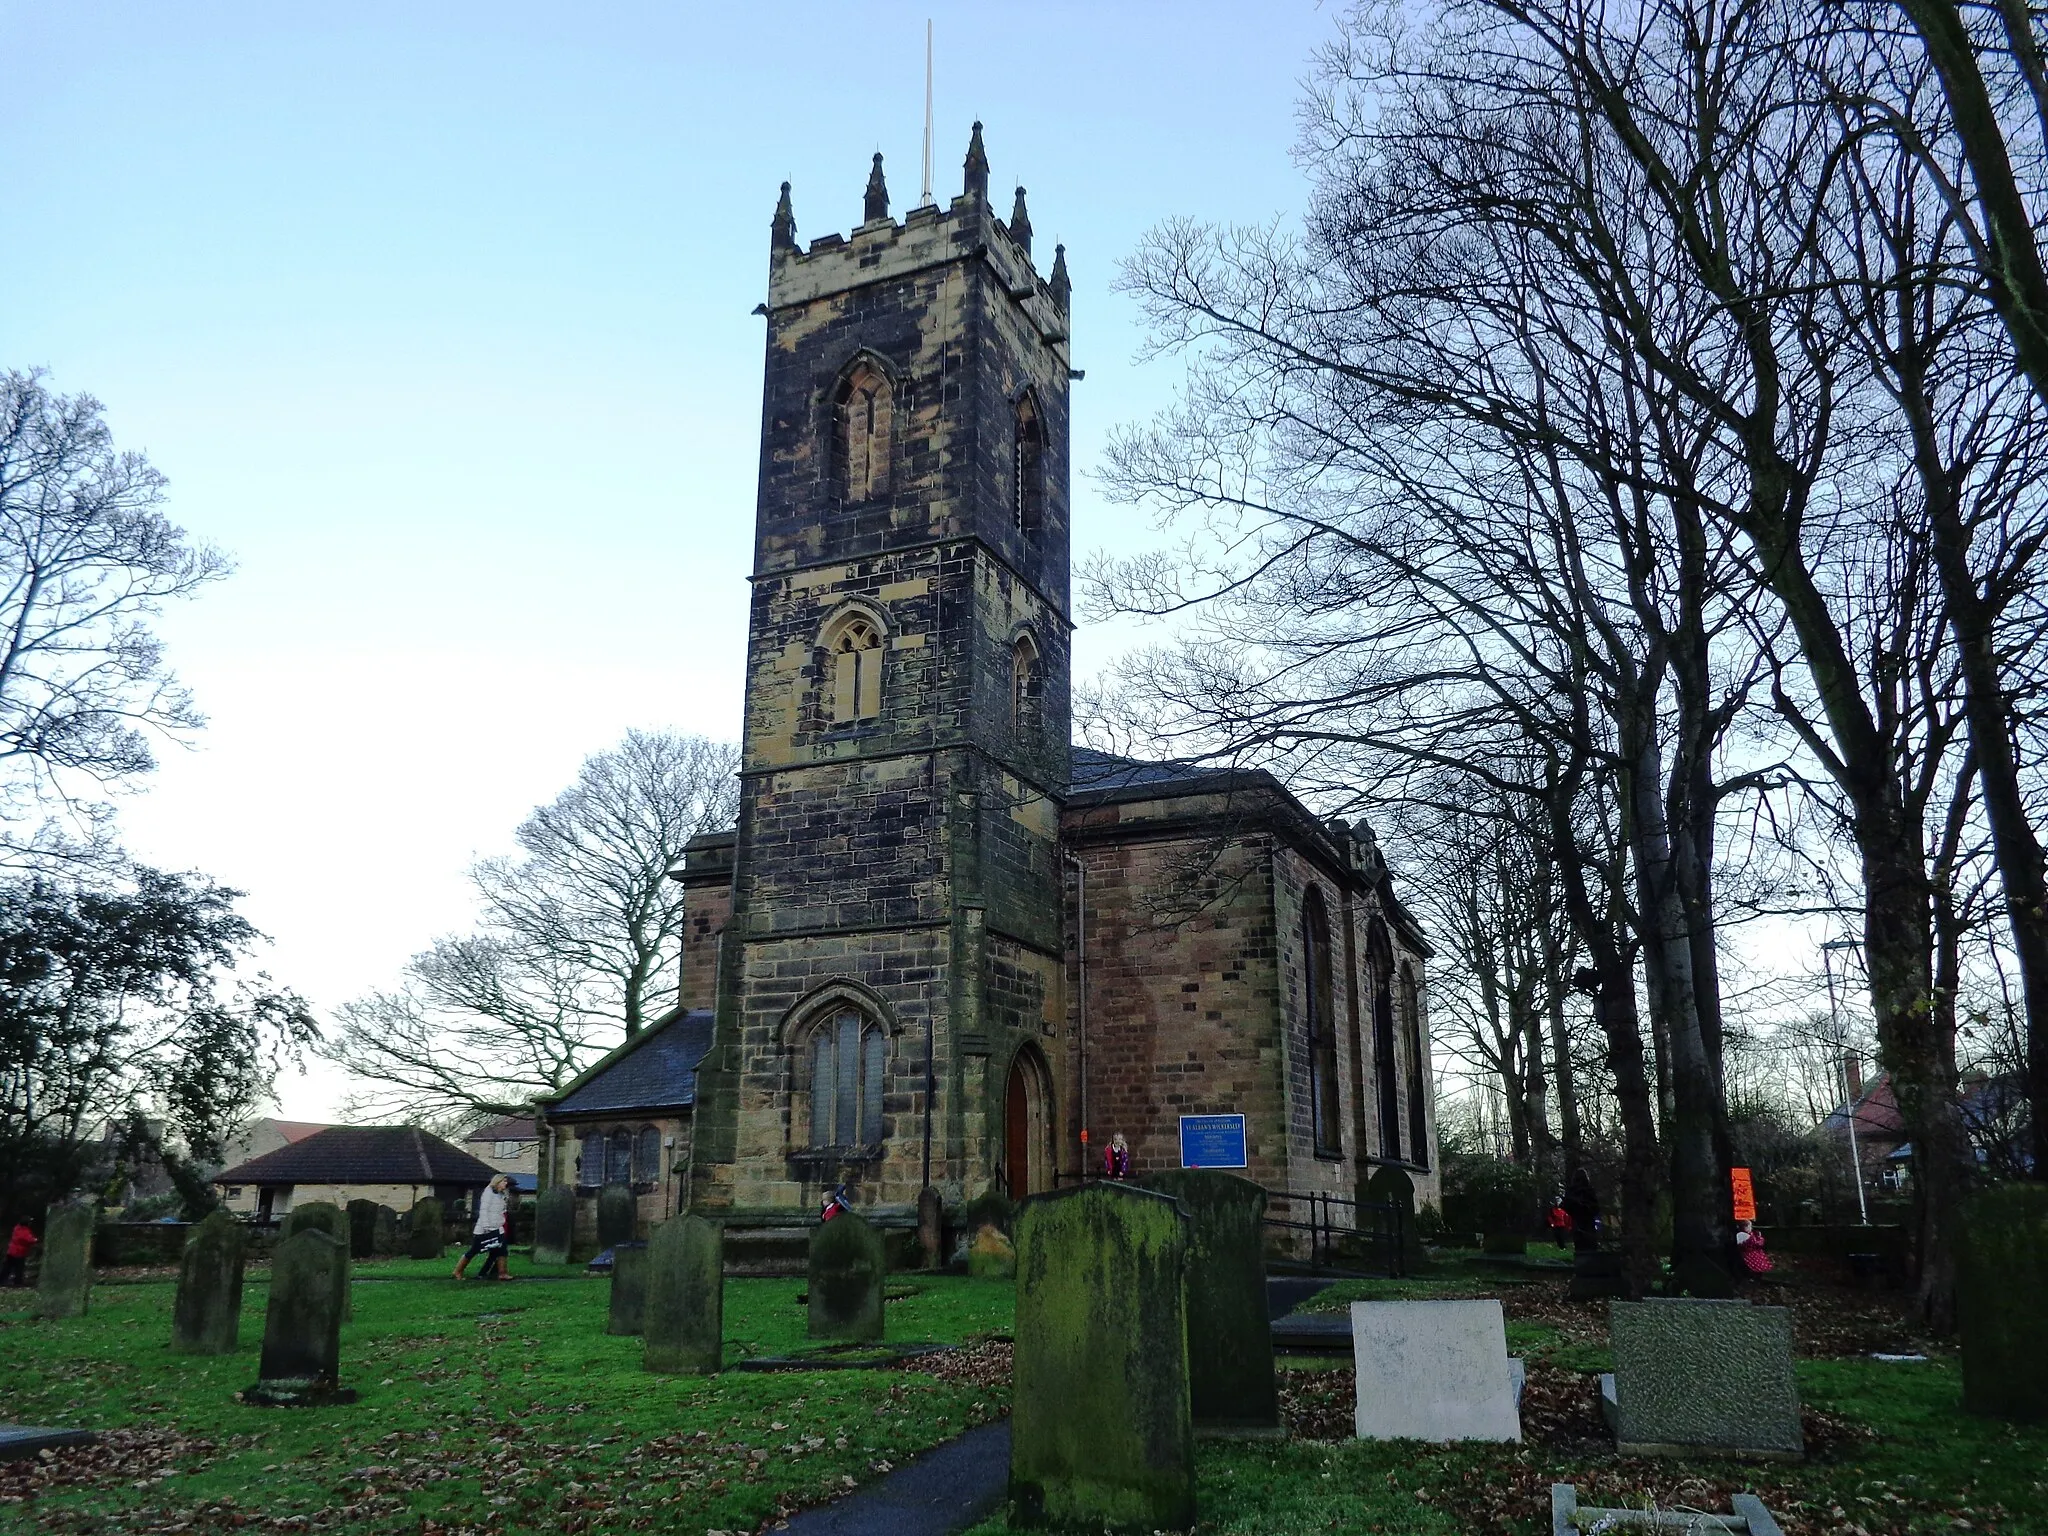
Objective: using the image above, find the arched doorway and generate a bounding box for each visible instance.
[1004,1046,1052,1200]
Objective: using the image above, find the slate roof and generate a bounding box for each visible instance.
[214,1126,498,1188]
[1068,746,1248,801]
[465,1114,538,1143]
[542,1008,714,1117]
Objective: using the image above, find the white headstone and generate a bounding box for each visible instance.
[1351,1299,1522,1442]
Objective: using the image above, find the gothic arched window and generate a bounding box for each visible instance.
[1303,887,1342,1154]
[578,1130,603,1190]
[1401,963,1429,1169]
[807,1007,888,1149]
[835,361,893,503]
[634,1126,663,1184]
[1014,393,1045,535]
[606,1127,633,1186]
[1011,633,1040,737]
[823,612,883,724]
[1368,919,1403,1162]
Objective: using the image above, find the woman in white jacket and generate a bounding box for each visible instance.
[453,1174,513,1280]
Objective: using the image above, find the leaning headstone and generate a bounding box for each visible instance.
[533,1184,575,1266]
[1604,1299,1802,1457]
[607,1242,649,1335]
[244,1228,355,1405]
[597,1183,637,1249]
[1010,1182,1196,1532]
[32,1200,95,1320]
[917,1186,944,1270]
[1143,1170,1278,1433]
[807,1211,885,1342]
[643,1215,722,1374]
[1352,1299,1521,1442]
[172,1210,247,1355]
[1364,1164,1431,1274]
[1958,1182,2048,1422]
[371,1205,400,1257]
[281,1201,351,1321]
[345,1199,379,1260]
[404,1197,445,1260]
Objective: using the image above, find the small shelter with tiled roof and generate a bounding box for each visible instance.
[535,1005,713,1253]
[213,1125,498,1224]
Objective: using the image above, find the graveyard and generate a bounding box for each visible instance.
[5,1212,2046,1536]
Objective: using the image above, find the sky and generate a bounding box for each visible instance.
[2,2,1349,1119]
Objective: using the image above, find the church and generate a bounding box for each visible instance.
[549,126,1438,1245]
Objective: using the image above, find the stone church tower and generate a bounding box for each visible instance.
[685,126,1075,1216]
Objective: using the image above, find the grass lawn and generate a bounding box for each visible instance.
[1,1260,1013,1535]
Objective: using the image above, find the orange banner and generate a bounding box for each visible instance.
[1730,1166,1757,1223]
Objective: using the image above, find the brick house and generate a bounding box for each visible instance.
[535,1007,712,1248]
[212,1125,497,1223]
[678,127,1436,1240]
[463,1114,540,1193]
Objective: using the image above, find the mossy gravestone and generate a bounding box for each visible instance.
[1365,1164,1432,1275]
[345,1199,379,1260]
[246,1228,355,1405]
[968,1225,1017,1279]
[32,1199,95,1320]
[371,1205,400,1257]
[404,1197,445,1259]
[1010,1183,1196,1531]
[643,1215,722,1374]
[608,1242,649,1335]
[1142,1170,1277,1433]
[533,1184,574,1265]
[282,1201,351,1321]
[808,1211,885,1342]
[172,1210,246,1355]
[917,1186,943,1270]
[1959,1182,2048,1421]
[597,1183,637,1249]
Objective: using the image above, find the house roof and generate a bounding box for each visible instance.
[214,1125,499,1188]
[539,1007,714,1118]
[267,1119,334,1144]
[1068,746,1249,802]
[466,1114,538,1143]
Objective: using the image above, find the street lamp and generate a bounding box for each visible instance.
[1822,937,1870,1225]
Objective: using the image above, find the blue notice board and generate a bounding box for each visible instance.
[1179,1113,1248,1169]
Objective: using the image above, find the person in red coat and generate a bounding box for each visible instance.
[2,1220,37,1287]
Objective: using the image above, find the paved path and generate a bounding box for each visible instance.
[0,1426,95,1462]
[778,1421,1010,1536]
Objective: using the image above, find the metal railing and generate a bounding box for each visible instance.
[1050,1172,1406,1278]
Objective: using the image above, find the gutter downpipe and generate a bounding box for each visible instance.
[1066,850,1088,1180]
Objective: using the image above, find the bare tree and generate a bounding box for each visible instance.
[0,370,226,865]
[324,730,738,1122]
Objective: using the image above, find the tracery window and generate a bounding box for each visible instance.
[1011,634,1040,737]
[1014,393,1045,535]
[1368,919,1403,1162]
[634,1125,663,1183]
[578,1130,603,1189]
[1303,887,1342,1155]
[1401,963,1429,1169]
[806,1007,888,1150]
[606,1127,633,1186]
[835,361,893,502]
[824,613,883,724]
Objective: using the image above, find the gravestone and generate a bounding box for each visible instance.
[32,1199,95,1320]
[371,1205,400,1257]
[807,1211,885,1342]
[917,1186,943,1270]
[1009,1182,1196,1532]
[245,1228,355,1405]
[1604,1299,1802,1457]
[1570,1249,1628,1301]
[1364,1164,1431,1274]
[968,1224,1017,1279]
[643,1215,722,1374]
[597,1183,637,1249]
[1142,1170,1278,1433]
[172,1210,247,1355]
[345,1199,379,1260]
[1352,1299,1522,1441]
[404,1197,445,1260]
[607,1242,649,1335]
[533,1184,575,1266]
[281,1201,351,1321]
[1958,1182,2048,1421]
